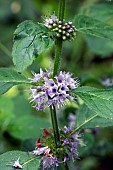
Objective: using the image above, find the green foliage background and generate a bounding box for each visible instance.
[0,0,113,170]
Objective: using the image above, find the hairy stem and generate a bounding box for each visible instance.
[50,105,60,146]
[51,1,69,170]
[50,107,69,170]
[53,0,65,77]
[51,0,66,145]
[53,39,62,76]
[58,0,65,21]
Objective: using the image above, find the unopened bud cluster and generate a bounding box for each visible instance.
[44,14,77,41]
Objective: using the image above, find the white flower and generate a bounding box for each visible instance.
[44,14,58,28]
[13,158,22,169]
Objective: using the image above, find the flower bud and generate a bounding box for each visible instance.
[44,15,77,41]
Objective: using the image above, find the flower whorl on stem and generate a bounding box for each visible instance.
[29,69,79,111]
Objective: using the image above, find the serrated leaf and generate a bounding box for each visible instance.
[74,15,113,41]
[0,68,30,95]
[79,4,113,56]
[12,20,54,72]
[76,104,113,130]
[75,86,113,119]
[8,115,51,140]
[0,151,40,170]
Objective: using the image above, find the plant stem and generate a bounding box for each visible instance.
[51,0,66,147]
[53,0,65,77]
[53,39,62,76]
[50,1,68,170]
[51,0,66,144]
[58,0,65,21]
[50,105,60,146]
[50,106,69,170]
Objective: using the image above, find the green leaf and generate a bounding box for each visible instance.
[74,7,113,56]
[74,15,113,41]
[0,68,29,95]
[75,86,113,119]
[12,20,54,72]
[0,151,40,170]
[76,104,113,130]
[8,115,51,140]
[86,35,113,56]
[88,4,113,22]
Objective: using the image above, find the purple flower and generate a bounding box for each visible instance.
[63,156,70,163]
[31,68,44,83]
[70,145,78,161]
[44,14,58,28]
[31,69,53,83]
[92,128,100,135]
[52,157,59,167]
[13,159,22,169]
[42,156,59,169]
[70,141,79,148]
[56,73,65,85]
[61,126,81,162]
[68,113,76,122]
[62,138,70,145]
[59,84,69,93]
[45,79,55,87]
[71,151,77,161]
[68,113,76,129]
[31,126,82,168]
[46,84,58,98]
[69,140,79,161]
[53,93,69,108]
[63,126,72,133]
[72,133,80,141]
[32,146,48,155]
[51,14,58,22]
[30,69,79,111]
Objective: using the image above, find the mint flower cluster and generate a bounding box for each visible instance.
[44,14,77,40]
[30,69,79,111]
[31,127,81,169]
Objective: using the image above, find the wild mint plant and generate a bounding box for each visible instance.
[0,0,113,170]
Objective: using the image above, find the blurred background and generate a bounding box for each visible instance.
[0,0,113,170]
